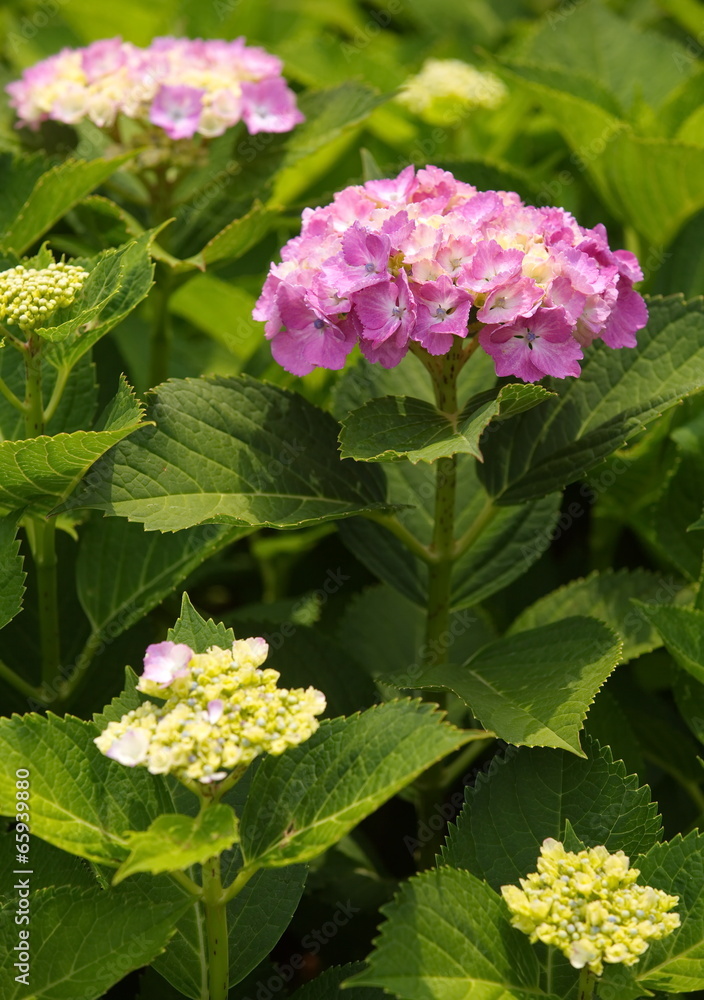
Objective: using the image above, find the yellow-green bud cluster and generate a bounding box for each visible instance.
[94,639,326,785]
[0,261,87,332]
[397,59,507,125]
[501,839,679,975]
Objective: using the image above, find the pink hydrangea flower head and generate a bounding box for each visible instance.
[253,165,648,383]
[7,36,303,141]
[141,641,193,687]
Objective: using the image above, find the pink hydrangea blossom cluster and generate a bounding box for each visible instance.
[253,165,647,382]
[7,36,304,140]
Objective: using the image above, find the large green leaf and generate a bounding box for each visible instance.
[240,701,481,868]
[0,512,25,631]
[0,152,134,254]
[509,568,688,663]
[349,867,557,1000]
[114,806,239,884]
[76,518,247,643]
[417,617,621,753]
[636,603,704,685]
[339,456,561,609]
[0,713,172,865]
[441,739,662,892]
[0,883,192,1000]
[63,375,390,531]
[478,296,704,505]
[600,133,704,247]
[339,385,553,464]
[0,377,146,514]
[515,1,692,110]
[635,833,704,993]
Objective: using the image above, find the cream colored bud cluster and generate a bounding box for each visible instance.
[501,838,680,976]
[0,261,87,332]
[94,638,326,785]
[397,59,507,123]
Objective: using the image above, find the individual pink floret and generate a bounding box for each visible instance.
[141,641,193,687]
[149,85,205,140]
[253,165,648,383]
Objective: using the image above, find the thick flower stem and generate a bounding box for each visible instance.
[577,967,598,1000]
[202,856,229,1000]
[22,334,61,687]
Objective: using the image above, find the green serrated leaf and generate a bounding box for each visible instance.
[339,384,553,464]
[479,296,704,505]
[0,376,146,515]
[510,569,689,664]
[34,232,155,351]
[114,806,239,884]
[635,602,704,685]
[168,593,235,652]
[635,832,704,992]
[0,350,98,440]
[417,617,621,754]
[192,201,279,268]
[241,700,481,868]
[0,713,172,865]
[0,512,25,631]
[0,883,192,1000]
[76,518,247,642]
[290,963,384,1000]
[0,152,135,255]
[62,374,390,531]
[349,867,557,1000]
[441,738,663,892]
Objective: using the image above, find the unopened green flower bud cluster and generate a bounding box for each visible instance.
[94,638,326,785]
[0,261,87,332]
[397,59,507,125]
[501,838,680,976]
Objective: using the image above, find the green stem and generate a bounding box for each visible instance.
[22,334,62,688]
[453,498,497,558]
[43,365,71,424]
[170,869,203,898]
[202,855,229,1000]
[0,657,44,702]
[149,264,174,389]
[0,374,26,413]
[222,864,258,904]
[361,509,433,563]
[24,333,44,437]
[32,518,61,686]
[440,737,494,790]
[577,966,597,1000]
